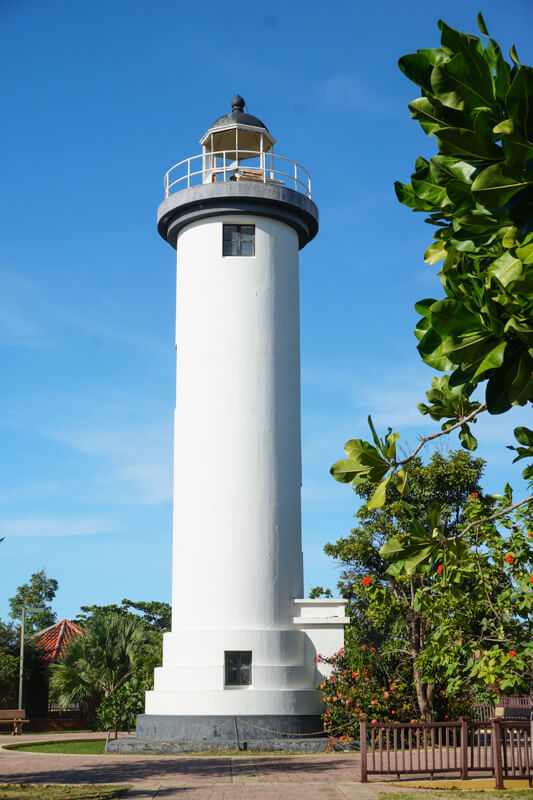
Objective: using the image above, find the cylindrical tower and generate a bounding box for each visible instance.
[140,97,347,741]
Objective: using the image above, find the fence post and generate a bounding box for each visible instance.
[492,719,504,790]
[460,717,469,780]
[360,720,368,783]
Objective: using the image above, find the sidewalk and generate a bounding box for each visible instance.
[0,732,398,799]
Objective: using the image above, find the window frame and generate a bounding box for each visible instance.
[222,224,255,257]
[224,650,252,688]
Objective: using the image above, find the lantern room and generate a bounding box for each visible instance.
[200,94,274,166]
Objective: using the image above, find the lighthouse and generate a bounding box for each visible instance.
[138,97,348,744]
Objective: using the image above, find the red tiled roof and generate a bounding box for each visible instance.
[32,619,85,663]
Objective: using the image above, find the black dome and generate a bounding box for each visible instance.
[209,95,269,132]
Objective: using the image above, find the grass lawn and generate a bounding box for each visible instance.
[0,786,128,799]
[380,792,533,799]
[7,741,107,755]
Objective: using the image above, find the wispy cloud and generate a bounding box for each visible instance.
[0,516,123,538]
[42,422,173,506]
[0,271,50,348]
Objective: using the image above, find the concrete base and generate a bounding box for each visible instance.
[137,713,324,742]
[107,736,328,754]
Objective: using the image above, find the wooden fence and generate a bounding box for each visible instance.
[360,717,532,788]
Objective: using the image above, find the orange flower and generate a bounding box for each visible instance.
[470,493,478,499]
[505,554,515,564]
[437,565,443,576]
[530,575,533,584]
[362,576,373,587]
[508,650,517,658]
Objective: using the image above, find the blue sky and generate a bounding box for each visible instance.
[1,0,531,622]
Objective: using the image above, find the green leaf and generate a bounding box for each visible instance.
[509,45,520,66]
[366,415,382,451]
[367,473,392,510]
[493,118,514,135]
[472,163,533,207]
[411,175,449,206]
[395,467,408,494]
[459,423,478,451]
[330,459,363,483]
[471,340,507,378]
[398,53,432,92]
[429,298,479,337]
[437,21,495,107]
[379,537,404,558]
[424,240,447,264]
[476,12,489,37]
[514,426,533,447]
[435,127,502,160]
[487,252,523,287]
[404,545,434,575]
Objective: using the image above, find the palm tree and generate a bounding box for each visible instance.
[49,616,148,738]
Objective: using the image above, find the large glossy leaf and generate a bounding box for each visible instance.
[367,473,392,510]
[429,298,479,337]
[432,54,495,112]
[398,53,432,92]
[487,251,523,286]
[506,65,533,138]
[472,164,533,207]
[438,20,495,108]
[514,426,533,446]
[436,127,503,160]
[412,175,449,207]
[424,240,447,264]
[471,340,507,377]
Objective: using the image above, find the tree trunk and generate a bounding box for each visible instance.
[407,595,435,722]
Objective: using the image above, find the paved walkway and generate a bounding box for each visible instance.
[0,732,402,799]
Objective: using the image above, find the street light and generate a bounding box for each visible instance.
[18,606,45,710]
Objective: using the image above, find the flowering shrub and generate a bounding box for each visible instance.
[316,646,419,737]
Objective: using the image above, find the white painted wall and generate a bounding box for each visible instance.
[145,213,347,717]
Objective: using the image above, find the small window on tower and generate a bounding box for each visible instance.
[223,224,255,257]
[224,651,252,686]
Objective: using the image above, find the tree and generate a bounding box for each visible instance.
[8,570,58,635]
[75,599,171,634]
[73,598,170,685]
[49,616,149,738]
[331,15,532,568]
[323,450,532,724]
[325,450,487,719]
[0,621,18,707]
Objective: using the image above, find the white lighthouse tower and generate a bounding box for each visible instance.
[138,97,348,744]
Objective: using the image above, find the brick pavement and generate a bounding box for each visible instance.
[0,732,405,799]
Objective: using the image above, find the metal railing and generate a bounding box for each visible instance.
[163,150,312,199]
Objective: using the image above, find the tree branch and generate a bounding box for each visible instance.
[453,494,533,539]
[396,402,487,466]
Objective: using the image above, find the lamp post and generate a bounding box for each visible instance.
[18,606,44,710]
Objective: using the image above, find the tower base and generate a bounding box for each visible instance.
[106,714,327,754]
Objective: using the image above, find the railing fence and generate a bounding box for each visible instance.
[360,717,532,788]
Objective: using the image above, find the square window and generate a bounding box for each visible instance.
[224,651,252,686]
[223,224,255,257]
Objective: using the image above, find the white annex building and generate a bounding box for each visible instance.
[138,97,348,744]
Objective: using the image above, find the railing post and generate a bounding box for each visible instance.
[492,719,504,789]
[223,152,226,183]
[187,158,190,188]
[360,720,368,783]
[460,717,469,780]
[294,162,297,191]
